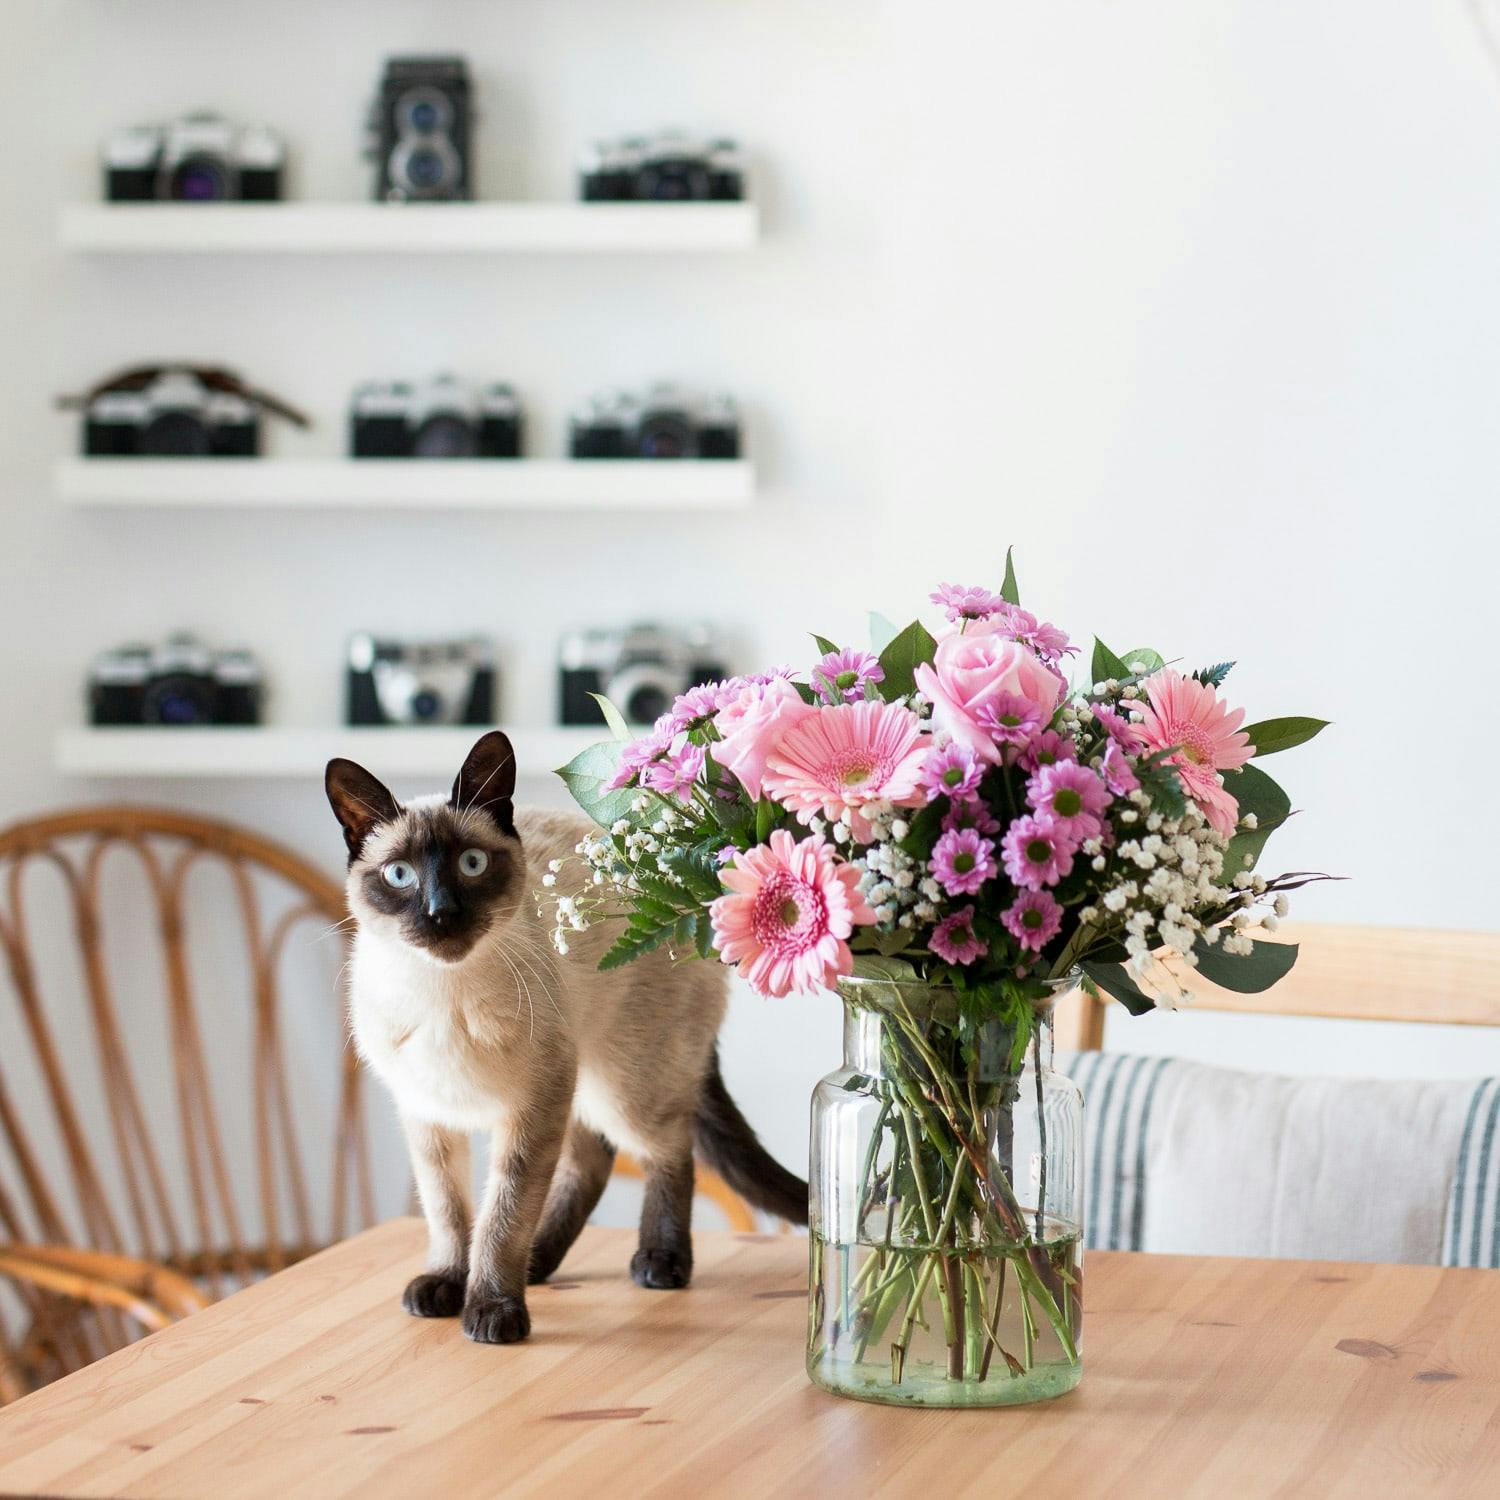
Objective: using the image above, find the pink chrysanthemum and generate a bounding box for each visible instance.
[930,905,988,966]
[812,648,885,705]
[746,666,797,685]
[1001,815,1078,890]
[605,727,674,790]
[642,740,706,803]
[672,682,726,724]
[991,604,1077,663]
[1092,702,1145,754]
[930,583,1006,624]
[1135,670,1254,838]
[975,691,1042,748]
[762,700,929,842]
[1018,729,1079,774]
[1101,741,1139,797]
[929,827,997,896]
[1002,890,1064,953]
[710,829,876,997]
[919,741,983,802]
[942,800,1001,837]
[1027,761,1110,841]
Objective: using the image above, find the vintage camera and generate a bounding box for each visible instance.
[569,386,740,460]
[349,376,521,458]
[579,132,744,202]
[347,634,496,727]
[89,635,263,727]
[367,56,473,203]
[559,624,729,727]
[103,114,284,202]
[83,370,259,457]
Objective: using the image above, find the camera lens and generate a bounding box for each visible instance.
[637,413,696,460]
[169,156,230,201]
[140,412,212,457]
[625,684,671,724]
[412,413,478,459]
[411,688,442,722]
[396,87,453,138]
[405,148,446,190]
[637,162,708,201]
[142,675,214,725]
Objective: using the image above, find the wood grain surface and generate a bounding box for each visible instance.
[1,1221,1498,1499]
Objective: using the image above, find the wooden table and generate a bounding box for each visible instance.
[2,1221,1498,1499]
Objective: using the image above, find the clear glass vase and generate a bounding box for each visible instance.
[807,975,1084,1407]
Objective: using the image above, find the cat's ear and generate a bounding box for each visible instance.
[451,731,517,836]
[325,758,401,861]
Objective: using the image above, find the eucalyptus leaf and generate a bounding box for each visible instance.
[1078,960,1158,1017]
[588,692,633,743]
[1121,648,1164,677]
[877,619,938,699]
[556,740,636,829]
[1192,936,1299,993]
[869,612,900,654]
[1242,716,1330,758]
[1000,547,1020,606]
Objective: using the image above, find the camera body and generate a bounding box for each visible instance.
[83,370,259,457]
[103,114,284,202]
[89,635,263,726]
[349,376,521,458]
[346,634,496,727]
[368,56,473,203]
[558,623,729,727]
[569,386,740,460]
[579,133,744,202]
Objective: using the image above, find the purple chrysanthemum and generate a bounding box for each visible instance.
[604,728,674,790]
[1026,761,1111,841]
[930,583,1006,625]
[1000,815,1078,890]
[990,604,1077,663]
[1101,741,1139,797]
[643,740,706,803]
[975,691,1043,747]
[745,665,797,685]
[1018,729,1079,774]
[919,740,984,802]
[812,647,885,705]
[1092,702,1144,753]
[673,682,726,724]
[929,827,997,897]
[1002,890,1064,953]
[930,905,988,966]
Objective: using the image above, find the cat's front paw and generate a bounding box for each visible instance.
[462,1295,531,1345]
[630,1247,692,1290]
[402,1272,467,1318]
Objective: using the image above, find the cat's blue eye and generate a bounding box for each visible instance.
[458,848,489,877]
[382,861,417,889]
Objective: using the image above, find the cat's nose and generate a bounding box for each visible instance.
[425,885,460,924]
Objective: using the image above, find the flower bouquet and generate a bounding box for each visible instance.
[553,554,1328,1407]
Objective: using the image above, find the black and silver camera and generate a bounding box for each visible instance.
[349,376,521,458]
[558,624,729,727]
[367,56,473,203]
[71,366,309,458]
[347,634,496,727]
[579,133,744,202]
[568,386,740,460]
[89,635,263,727]
[103,114,284,202]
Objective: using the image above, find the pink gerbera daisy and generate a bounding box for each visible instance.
[1135,670,1255,838]
[930,906,988,966]
[1002,890,1063,953]
[1026,761,1111,841]
[930,583,1006,625]
[710,830,876,997]
[929,827,997,896]
[762,700,929,842]
[942,800,1001,837]
[1018,729,1078,774]
[812,648,885,705]
[974,692,1042,748]
[1001,815,1077,890]
[919,741,983,802]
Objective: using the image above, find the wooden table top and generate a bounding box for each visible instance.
[2,1219,1498,1499]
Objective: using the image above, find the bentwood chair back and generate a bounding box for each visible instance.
[0,806,375,1400]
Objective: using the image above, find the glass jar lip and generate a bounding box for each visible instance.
[834,968,1080,1022]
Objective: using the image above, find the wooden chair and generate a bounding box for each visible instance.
[1054,922,1500,1050]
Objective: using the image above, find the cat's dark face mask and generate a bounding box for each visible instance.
[325,732,521,964]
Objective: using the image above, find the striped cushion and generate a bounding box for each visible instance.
[1057,1052,1500,1268]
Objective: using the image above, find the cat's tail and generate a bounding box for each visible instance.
[695,1049,809,1226]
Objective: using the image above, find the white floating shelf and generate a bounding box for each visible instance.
[59,202,759,255]
[54,458,754,511]
[56,726,604,780]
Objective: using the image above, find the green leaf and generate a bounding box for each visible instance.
[598,921,676,971]
[877,619,938,699]
[556,740,636,830]
[872,928,916,957]
[812,634,840,657]
[1192,936,1299,993]
[1078,961,1158,1017]
[755,797,777,843]
[1221,762,1291,876]
[1000,547,1020,606]
[1090,638,1131,686]
[850,955,922,984]
[1121,648,1164,677]
[589,693,632,743]
[1241,717,1330,758]
[869,612,900,654]
[1192,661,1235,688]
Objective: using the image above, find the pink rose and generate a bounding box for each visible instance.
[914,621,1066,763]
[712,677,816,799]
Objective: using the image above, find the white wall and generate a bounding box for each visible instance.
[2,1,1498,1233]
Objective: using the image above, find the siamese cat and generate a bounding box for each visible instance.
[326,731,805,1345]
